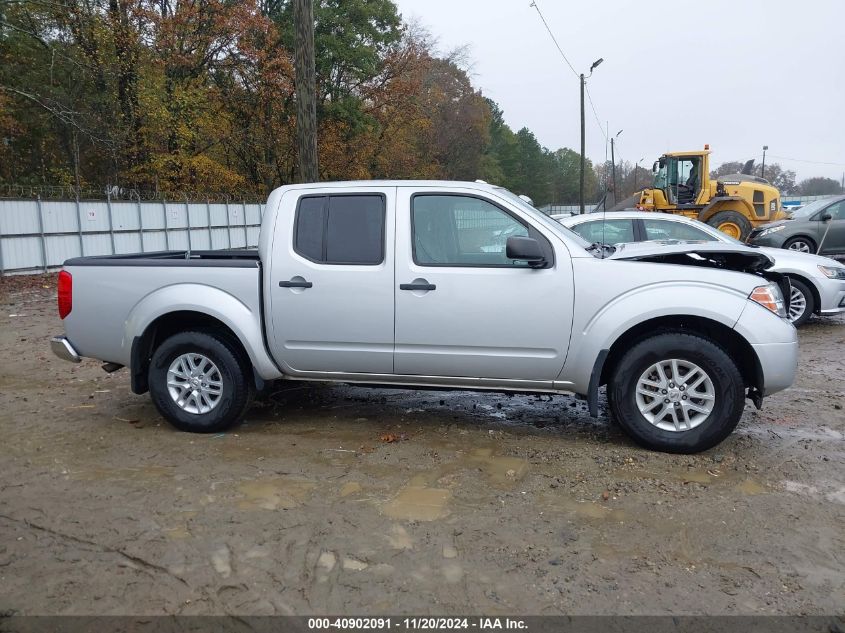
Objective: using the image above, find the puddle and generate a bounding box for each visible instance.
[736,479,766,495]
[163,527,192,540]
[383,484,452,521]
[466,448,529,485]
[537,492,625,521]
[339,481,363,497]
[237,477,316,510]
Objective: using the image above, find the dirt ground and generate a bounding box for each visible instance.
[0,274,843,616]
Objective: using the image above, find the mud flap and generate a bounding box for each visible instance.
[587,349,609,418]
[747,387,764,410]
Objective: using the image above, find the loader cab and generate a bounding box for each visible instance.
[653,154,704,206]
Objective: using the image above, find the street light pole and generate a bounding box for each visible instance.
[610,129,622,205]
[761,145,768,180]
[634,157,644,192]
[579,58,603,214]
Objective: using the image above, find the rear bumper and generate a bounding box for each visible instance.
[752,340,798,396]
[51,336,81,363]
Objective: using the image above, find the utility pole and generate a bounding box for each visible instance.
[293,0,318,183]
[579,58,603,214]
[579,74,585,215]
[633,157,644,192]
[610,136,616,205]
[610,129,622,205]
[761,145,768,180]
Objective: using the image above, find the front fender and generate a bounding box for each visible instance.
[560,281,750,394]
[125,283,282,380]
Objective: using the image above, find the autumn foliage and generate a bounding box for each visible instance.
[0,0,601,204]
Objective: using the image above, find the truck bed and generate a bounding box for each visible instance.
[64,249,260,268]
[61,250,264,371]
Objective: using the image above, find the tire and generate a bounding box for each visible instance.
[148,331,253,433]
[783,236,816,254]
[785,277,815,326]
[706,211,753,241]
[607,333,745,454]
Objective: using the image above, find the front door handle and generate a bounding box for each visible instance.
[279,279,313,288]
[400,282,436,291]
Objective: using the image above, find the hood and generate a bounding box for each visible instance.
[757,245,844,268]
[608,241,774,273]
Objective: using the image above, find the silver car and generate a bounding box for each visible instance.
[560,211,845,326]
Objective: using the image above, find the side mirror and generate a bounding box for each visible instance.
[506,236,546,267]
[820,213,833,222]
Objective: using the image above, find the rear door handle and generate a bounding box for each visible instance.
[400,282,436,291]
[279,280,313,288]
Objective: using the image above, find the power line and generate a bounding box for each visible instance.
[529,1,579,80]
[768,154,845,167]
[584,85,608,141]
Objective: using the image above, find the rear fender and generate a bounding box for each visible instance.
[697,197,752,224]
[125,284,282,381]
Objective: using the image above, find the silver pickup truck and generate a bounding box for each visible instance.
[51,180,798,453]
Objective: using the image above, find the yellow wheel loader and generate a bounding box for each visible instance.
[624,147,788,241]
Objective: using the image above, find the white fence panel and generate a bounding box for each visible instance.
[0,197,265,274]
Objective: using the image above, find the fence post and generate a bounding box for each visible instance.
[74,193,85,258]
[135,192,145,253]
[35,195,48,272]
[105,189,117,255]
[0,211,5,276]
[205,198,212,250]
[224,198,233,249]
[242,199,248,248]
[184,194,192,254]
[162,197,170,250]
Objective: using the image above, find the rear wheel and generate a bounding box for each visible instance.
[783,236,816,254]
[706,211,753,241]
[148,331,253,433]
[608,333,745,453]
[786,278,815,326]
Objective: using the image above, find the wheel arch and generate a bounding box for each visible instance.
[597,314,761,394]
[783,273,820,315]
[783,234,818,251]
[697,197,751,224]
[131,311,259,394]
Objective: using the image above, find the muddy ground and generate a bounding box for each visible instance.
[0,274,842,616]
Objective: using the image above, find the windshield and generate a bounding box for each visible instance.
[787,198,836,219]
[493,187,593,248]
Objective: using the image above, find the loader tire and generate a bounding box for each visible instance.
[706,211,752,241]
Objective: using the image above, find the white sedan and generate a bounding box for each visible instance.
[559,211,845,326]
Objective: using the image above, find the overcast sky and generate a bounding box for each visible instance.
[393,0,845,182]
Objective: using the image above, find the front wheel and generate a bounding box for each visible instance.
[608,333,745,453]
[786,278,815,326]
[783,236,816,254]
[148,331,253,433]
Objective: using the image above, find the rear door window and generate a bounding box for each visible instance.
[294,194,385,264]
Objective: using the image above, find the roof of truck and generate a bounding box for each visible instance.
[272,180,502,191]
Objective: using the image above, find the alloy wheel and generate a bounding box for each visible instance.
[635,359,716,432]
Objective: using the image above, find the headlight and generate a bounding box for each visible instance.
[818,265,845,280]
[758,224,786,237]
[749,283,787,318]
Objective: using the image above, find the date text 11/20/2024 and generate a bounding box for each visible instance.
[307,618,528,630]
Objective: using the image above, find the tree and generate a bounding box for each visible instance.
[711,160,796,194]
[798,177,843,196]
